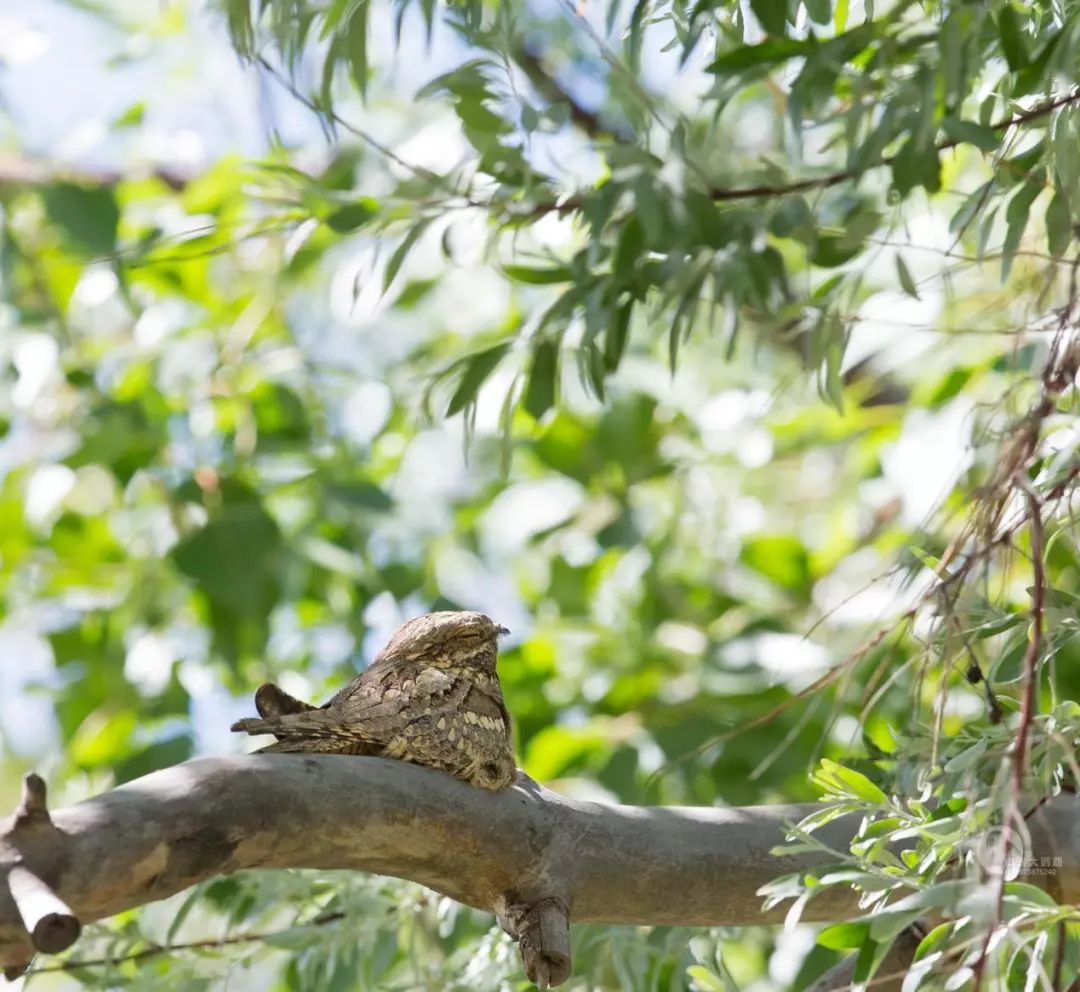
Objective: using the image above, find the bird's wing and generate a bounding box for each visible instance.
[392,681,515,789]
[464,683,512,730]
[231,664,464,747]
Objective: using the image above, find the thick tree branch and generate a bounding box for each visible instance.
[3,757,1080,986]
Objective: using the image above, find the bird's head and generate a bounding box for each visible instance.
[380,611,510,673]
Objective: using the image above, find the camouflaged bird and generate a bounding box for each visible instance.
[230,611,517,790]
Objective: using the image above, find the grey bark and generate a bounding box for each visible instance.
[2,756,1078,986]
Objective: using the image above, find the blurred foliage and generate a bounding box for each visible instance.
[0,0,1078,989]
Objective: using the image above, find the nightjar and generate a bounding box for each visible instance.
[231,611,516,790]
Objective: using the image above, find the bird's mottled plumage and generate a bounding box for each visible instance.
[230,611,516,790]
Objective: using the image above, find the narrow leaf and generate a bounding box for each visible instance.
[446,342,511,417]
[325,198,379,233]
[895,254,920,299]
[942,117,1000,153]
[384,218,433,293]
[1047,191,1072,258]
[523,337,559,419]
[749,0,788,35]
[503,265,573,285]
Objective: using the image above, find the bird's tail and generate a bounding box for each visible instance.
[230,710,379,746]
[254,682,318,719]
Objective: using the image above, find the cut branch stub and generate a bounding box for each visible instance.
[7,866,80,955]
[4,774,81,962]
[498,897,571,990]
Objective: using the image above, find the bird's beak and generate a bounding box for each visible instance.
[496,625,511,637]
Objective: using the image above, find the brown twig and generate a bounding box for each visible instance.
[510,88,1080,219]
[970,472,1049,992]
[511,46,622,142]
[1013,485,1046,797]
[26,912,346,975]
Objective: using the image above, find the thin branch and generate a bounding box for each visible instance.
[27,912,346,975]
[512,87,1080,218]
[1014,484,1047,797]
[511,45,622,142]
[253,55,463,196]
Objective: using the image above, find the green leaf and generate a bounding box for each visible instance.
[628,0,650,72]
[1001,177,1043,281]
[815,758,888,803]
[996,4,1029,70]
[819,921,870,950]
[804,0,830,25]
[892,136,940,196]
[263,926,327,950]
[70,710,137,768]
[325,198,379,232]
[171,484,283,624]
[769,195,814,240]
[822,333,845,414]
[740,534,811,596]
[344,0,370,99]
[895,254,919,299]
[972,609,1023,637]
[943,738,988,773]
[43,183,120,257]
[605,300,633,373]
[708,37,809,74]
[1047,191,1072,257]
[114,102,146,128]
[326,482,393,512]
[524,337,559,419]
[849,103,899,176]
[384,218,433,293]
[1014,29,1062,96]
[941,117,1000,153]
[949,180,994,236]
[1053,109,1080,195]
[910,546,941,572]
[686,965,729,992]
[503,264,573,285]
[749,0,788,35]
[225,0,255,56]
[854,929,906,986]
[445,342,512,416]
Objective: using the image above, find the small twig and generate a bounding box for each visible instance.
[1052,920,1068,991]
[971,481,1047,992]
[26,912,346,975]
[253,55,459,195]
[513,87,1080,218]
[511,45,621,142]
[1013,483,1046,798]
